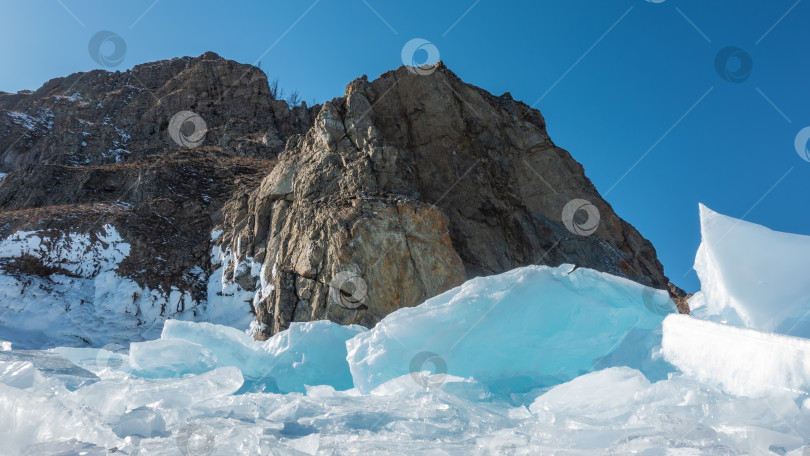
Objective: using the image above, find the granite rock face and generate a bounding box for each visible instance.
[0,54,686,341]
[217,63,686,338]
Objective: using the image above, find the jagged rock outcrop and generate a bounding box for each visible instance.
[218,63,687,339]
[0,52,315,301]
[0,54,686,345]
[0,51,313,169]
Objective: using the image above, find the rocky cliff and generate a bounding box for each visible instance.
[0,53,687,346]
[0,53,313,313]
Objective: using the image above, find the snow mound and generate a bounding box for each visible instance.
[130,319,365,393]
[694,204,810,334]
[346,264,676,394]
[663,314,810,397]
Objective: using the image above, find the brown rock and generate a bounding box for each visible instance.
[0,53,314,300]
[218,63,686,339]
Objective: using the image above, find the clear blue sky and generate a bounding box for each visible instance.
[1,0,808,292]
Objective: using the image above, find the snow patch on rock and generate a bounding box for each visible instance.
[0,224,129,276]
[129,319,365,393]
[204,244,258,329]
[4,108,54,132]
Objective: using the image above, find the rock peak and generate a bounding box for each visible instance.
[217,55,686,337]
[198,51,224,61]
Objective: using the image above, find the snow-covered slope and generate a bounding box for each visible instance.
[693,203,810,334]
[0,226,170,348]
[0,226,254,349]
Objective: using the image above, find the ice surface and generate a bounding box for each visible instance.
[666,205,810,399]
[525,367,808,454]
[662,313,810,397]
[53,345,130,376]
[0,360,45,390]
[347,264,674,394]
[130,338,216,377]
[71,366,244,420]
[0,349,98,390]
[109,406,168,438]
[257,320,366,393]
[2,348,809,455]
[0,366,120,455]
[694,204,810,334]
[132,319,366,393]
[529,366,650,421]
